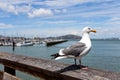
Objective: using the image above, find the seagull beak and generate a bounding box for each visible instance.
[90,29,96,33]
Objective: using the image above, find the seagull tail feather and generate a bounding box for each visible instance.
[51,53,60,59]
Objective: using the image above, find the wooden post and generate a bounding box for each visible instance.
[12,40,16,52]
[0,71,3,80]
[4,66,16,76]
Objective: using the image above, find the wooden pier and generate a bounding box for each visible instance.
[46,39,68,46]
[0,52,120,80]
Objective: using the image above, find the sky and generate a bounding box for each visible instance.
[0,0,120,38]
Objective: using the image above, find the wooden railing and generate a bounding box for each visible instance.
[0,52,120,80]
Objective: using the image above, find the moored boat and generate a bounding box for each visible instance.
[16,41,34,46]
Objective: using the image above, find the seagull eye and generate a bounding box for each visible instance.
[88,28,91,30]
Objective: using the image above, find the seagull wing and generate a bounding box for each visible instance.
[62,42,87,57]
[69,42,86,48]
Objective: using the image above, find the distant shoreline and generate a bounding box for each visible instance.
[0,34,120,41]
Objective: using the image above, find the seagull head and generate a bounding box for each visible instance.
[82,27,96,34]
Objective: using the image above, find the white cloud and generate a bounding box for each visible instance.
[28,8,53,18]
[92,27,120,38]
[4,0,111,8]
[43,0,113,7]
[109,17,120,21]
[0,2,17,14]
[16,5,31,13]
[0,23,15,29]
[39,20,77,24]
[0,0,34,4]
[6,25,82,37]
[0,2,54,18]
[54,9,61,13]
[54,9,67,13]
[0,0,117,18]
[0,2,33,15]
[104,17,120,25]
[53,0,120,17]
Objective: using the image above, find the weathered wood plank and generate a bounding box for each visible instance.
[0,52,120,80]
[3,72,21,80]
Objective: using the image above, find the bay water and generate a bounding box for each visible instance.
[0,40,120,80]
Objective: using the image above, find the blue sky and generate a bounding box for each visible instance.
[0,0,120,38]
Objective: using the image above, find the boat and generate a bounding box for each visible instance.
[16,41,34,46]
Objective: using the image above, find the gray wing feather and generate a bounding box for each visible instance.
[69,42,85,48]
[62,42,86,57]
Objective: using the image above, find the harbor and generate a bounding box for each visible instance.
[0,39,120,80]
[0,36,68,47]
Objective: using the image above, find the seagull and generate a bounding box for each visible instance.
[51,27,96,69]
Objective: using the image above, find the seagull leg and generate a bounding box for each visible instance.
[79,59,81,67]
[74,58,77,65]
[79,59,88,69]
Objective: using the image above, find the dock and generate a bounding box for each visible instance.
[46,39,68,46]
[0,52,120,80]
